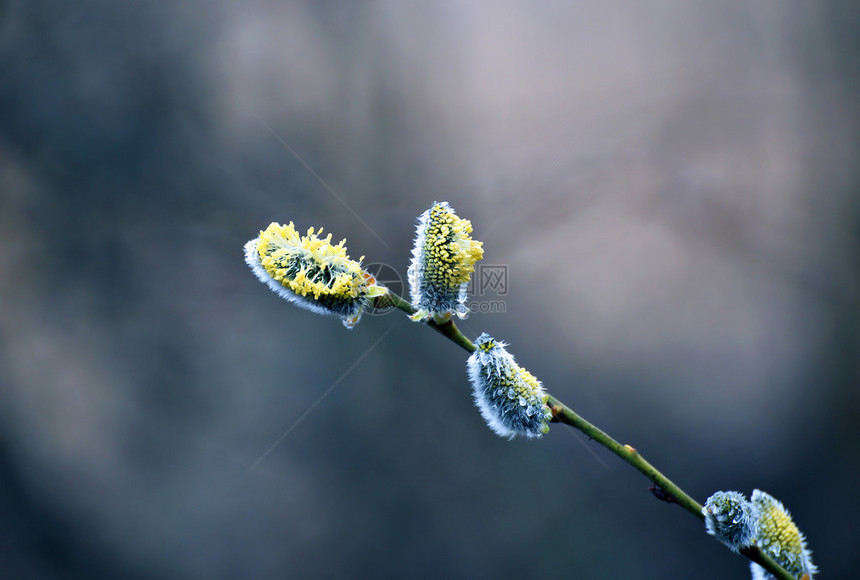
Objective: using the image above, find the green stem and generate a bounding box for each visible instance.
[546,395,704,519]
[375,289,798,580]
[375,291,476,352]
[741,547,800,580]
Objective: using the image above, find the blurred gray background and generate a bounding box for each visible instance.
[1,1,858,578]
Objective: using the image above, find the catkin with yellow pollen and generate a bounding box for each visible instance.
[466,333,552,439]
[750,490,817,580]
[244,222,386,328]
[408,201,483,323]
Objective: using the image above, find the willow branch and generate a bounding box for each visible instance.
[374,291,476,351]
[374,290,797,580]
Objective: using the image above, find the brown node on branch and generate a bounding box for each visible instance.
[372,294,392,309]
[649,485,678,504]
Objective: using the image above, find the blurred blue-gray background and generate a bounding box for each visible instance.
[1,1,858,578]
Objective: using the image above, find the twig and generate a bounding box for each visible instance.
[376,291,798,580]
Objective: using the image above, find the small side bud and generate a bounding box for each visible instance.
[702,491,757,553]
[466,333,552,439]
[749,490,817,580]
